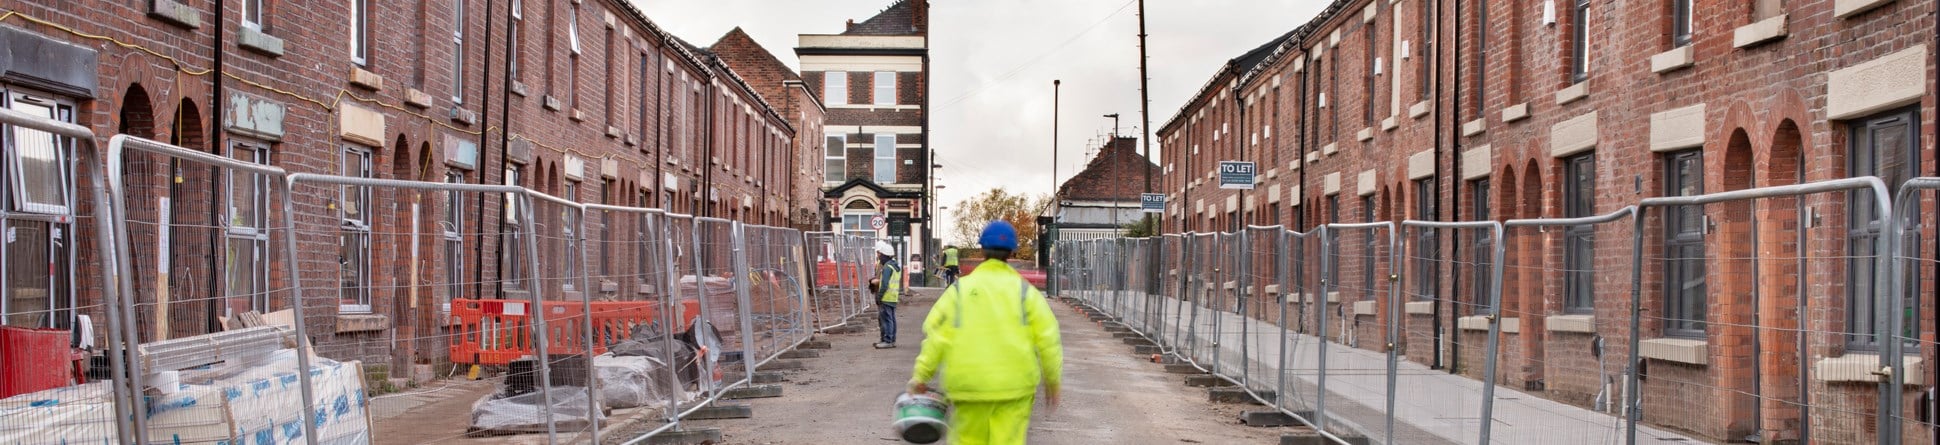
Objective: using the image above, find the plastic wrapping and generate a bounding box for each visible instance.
[468,386,602,432]
[0,348,372,445]
[593,354,672,409]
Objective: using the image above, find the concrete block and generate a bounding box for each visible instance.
[686,404,753,420]
[645,428,722,445]
[723,384,783,399]
[1133,344,1162,355]
[759,360,805,371]
[727,371,788,384]
[1122,337,1155,346]
[1164,363,1206,374]
[1209,387,1270,405]
[797,340,833,350]
[1184,374,1233,387]
[1282,432,1370,445]
[778,349,821,359]
[1240,410,1299,427]
[1111,332,1141,339]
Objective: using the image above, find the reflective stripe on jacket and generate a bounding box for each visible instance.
[878,261,902,304]
[911,260,1063,402]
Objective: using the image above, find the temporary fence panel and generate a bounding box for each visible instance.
[1394,221,1501,445]
[1633,177,1904,445]
[1894,177,1940,445]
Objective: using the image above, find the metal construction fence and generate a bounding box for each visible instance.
[0,110,873,445]
[1057,175,1939,445]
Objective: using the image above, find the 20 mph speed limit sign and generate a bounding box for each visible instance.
[871,215,886,229]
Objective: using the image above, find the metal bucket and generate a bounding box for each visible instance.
[892,391,950,444]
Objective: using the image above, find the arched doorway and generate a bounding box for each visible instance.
[1757,120,1806,443]
[1717,129,1758,439]
[1518,158,1544,388]
[160,98,219,340]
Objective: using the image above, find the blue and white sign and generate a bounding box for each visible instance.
[1218,161,1257,190]
[1140,193,1165,213]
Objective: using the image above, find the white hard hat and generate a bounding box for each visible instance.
[876,241,895,256]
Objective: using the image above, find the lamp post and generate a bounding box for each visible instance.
[1046,79,1061,289]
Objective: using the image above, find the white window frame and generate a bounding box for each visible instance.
[873,71,896,106]
[567,3,582,55]
[0,89,76,329]
[873,134,895,184]
[443,172,465,309]
[338,146,373,313]
[824,71,848,106]
[452,0,466,103]
[501,165,527,291]
[350,0,368,65]
[225,142,272,314]
[5,95,70,216]
[825,133,845,183]
[241,0,265,30]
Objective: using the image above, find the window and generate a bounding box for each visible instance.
[825,72,848,106]
[604,28,616,122]
[444,172,465,307]
[842,213,874,236]
[1671,0,1693,47]
[1417,0,1431,100]
[873,134,895,184]
[1846,108,1920,349]
[1329,51,1340,141]
[1563,153,1595,313]
[1475,1,1490,114]
[350,0,368,65]
[560,186,580,291]
[502,166,526,291]
[599,180,613,277]
[1364,24,1377,125]
[567,3,580,109]
[639,53,650,135]
[339,147,373,312]
[566,2,581,55]
[824,134,846,182]
[225,143,272,315]
[509,0,523,80]
[874,71,896,106]
[1570,0,1591,83]
[1362,195,1376,300]
[1469,179,1491,314]
[1663,150,1705,336]
[1413,179,1438,301]
[0,91,75,329]
[242,0,264,29]
[452,0,466,103]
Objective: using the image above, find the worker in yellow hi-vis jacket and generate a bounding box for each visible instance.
[908,221,1063,445]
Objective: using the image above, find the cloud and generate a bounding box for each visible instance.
[632,0,1322,236]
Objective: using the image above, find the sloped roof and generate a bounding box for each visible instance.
[1057,137,1160,202]
[844,0,921,36]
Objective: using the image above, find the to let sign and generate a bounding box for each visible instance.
[1140,193,1165,213]
[1218,161,1257,190]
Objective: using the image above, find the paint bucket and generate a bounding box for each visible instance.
[892,391,950,444]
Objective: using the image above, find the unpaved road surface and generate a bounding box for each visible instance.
[688,291,1296,444]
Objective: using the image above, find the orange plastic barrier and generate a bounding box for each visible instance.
[815,261,864,287]
[450,298,701,365]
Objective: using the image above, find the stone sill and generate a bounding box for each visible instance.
[1351,300,1376,317]
[349,67,384,91]
[404,88,433,109]
[510,82,529,97]
[1501,103,1530,123]
[543,95,563,111]
[1381,116,1398,132]
[1650,46,1694,74]
[1462,118,1486,137]
[1457,315,1519,334]
[1404,301,1433,315]
[1639,338,1708,365]
[1356,127,1373,142]
[1290,292,1341,304]
[238,27,284,57]
[1555,82,1589,106]
[570,109,587,122]
[148,0,201,29]
[1263,284,1280,295]
[1835,0,1895,18]
[1409,101,1430,119]
[1546,314,1596,333]
[449,107,477,126]
[1815,354,1926,386]
[1322,143,1338,156]
[606,125,622,139]
[336,313,391,333]
[1733,14,1788,49]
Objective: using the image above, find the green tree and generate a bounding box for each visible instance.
[951,188,1050,259]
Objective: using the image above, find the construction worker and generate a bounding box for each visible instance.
[942,245,961,286]
[908,221,1063,445]
[871,241,902,349]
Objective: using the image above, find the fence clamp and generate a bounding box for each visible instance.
[1388,274,1398,282]
[1872,366,1895,379]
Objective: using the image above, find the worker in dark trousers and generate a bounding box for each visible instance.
[871,241,902,349]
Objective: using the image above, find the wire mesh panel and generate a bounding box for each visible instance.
[744,226,810,366]
[1317,223,1398,444]
[805,232,857,331]
[1895,177,1940,444]
[1391,223,1498,444]
[1488,209,1636,445]
[1236,226,1283,396]
[1276,229,1324,423]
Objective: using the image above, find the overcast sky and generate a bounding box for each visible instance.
[633,0,1323,236]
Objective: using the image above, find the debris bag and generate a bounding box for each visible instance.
[593,354,671,409]
[609,325,700,388]
[469,386,602,433]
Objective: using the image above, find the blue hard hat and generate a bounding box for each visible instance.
[979,221,1019,251]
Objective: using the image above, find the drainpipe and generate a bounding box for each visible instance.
[474,0,498,305]
[1434,0,1451,371]
[1445,0,1462,374]
[701,73,715,218]
[489,0,519,301]
[209,0,228,333]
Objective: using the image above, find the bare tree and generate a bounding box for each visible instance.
[950,188,1050,258]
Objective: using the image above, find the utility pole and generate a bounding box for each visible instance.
[1137,0,1155,233]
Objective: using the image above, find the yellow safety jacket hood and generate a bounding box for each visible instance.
[911,260,1063,402]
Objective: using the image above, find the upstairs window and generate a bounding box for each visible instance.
[874,71,896,106]
[873,134,895,184]
[825,134,845,183]
[1671,0,1693,47]
[1569,0,1591,83]
[350,0,368,65]
[242,0,265,30]
[825,72,848,106]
